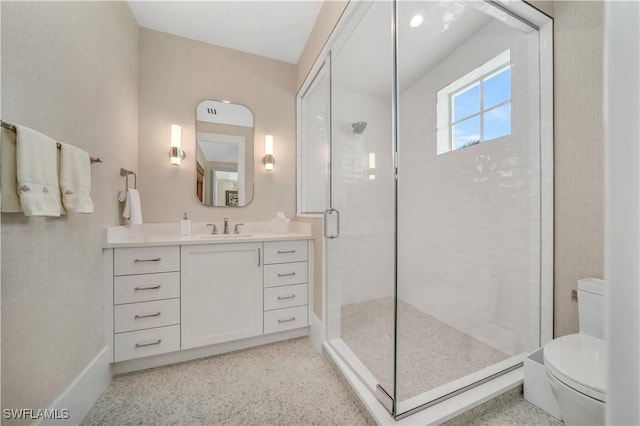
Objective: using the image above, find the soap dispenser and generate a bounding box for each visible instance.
[180,212,191,235]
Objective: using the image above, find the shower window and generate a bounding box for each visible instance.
[436,50,511,154]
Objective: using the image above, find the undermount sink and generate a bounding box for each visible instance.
[188,233,253,240]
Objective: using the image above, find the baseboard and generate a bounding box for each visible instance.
[38,347,112,425]
[113,327,309,375]
[309,312,324,352]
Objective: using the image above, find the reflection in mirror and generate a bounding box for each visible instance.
[196,100,254,207]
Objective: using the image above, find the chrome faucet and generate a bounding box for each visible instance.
[223,217,229,234]
[234,223,245,234]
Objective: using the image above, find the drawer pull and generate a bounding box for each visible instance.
[134,312,161,319]
[277,272,296,277]
[277,294,296,300]
[134,257,162,263]
[278,316,296,323]
[277,250,296,254]
[135,339,162,348]
[134,285,161,291]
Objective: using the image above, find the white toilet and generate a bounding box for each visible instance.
[543,278,606,425]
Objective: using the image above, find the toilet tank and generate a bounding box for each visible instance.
[578,278,606,339]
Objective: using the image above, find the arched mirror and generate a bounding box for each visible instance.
[195,100,254,207]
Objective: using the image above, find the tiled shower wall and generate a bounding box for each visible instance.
[397,20,545,355]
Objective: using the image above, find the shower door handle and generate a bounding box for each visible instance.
[324,208,340,239]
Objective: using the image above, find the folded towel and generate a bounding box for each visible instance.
[59,142,94,213]
[0,127,22,212]
[122,188,143,225]
[15,124,61,216]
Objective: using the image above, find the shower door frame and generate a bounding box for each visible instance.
[296,0,554,421]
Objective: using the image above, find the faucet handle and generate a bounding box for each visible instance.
[206,223,218,234]
[233,223,245,234]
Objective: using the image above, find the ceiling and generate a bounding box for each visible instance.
[332,1,493,98]
[127,1,324,64]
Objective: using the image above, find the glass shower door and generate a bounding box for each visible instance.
[324,0,397,410]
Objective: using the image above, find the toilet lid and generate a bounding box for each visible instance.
[543,334,606,402]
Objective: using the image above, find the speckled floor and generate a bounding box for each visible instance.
[341,297,510,402]
[82,336,560,426]
[444,387,562,426]
[82,337,371,426]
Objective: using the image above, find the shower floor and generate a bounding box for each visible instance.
[341,297,510,402]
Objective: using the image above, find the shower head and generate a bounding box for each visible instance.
[352,121,367,134]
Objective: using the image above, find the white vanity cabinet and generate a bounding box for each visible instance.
[181,242,263,349]
[262,241,309,334]
[112,246,181,362]
[104,224,313,368]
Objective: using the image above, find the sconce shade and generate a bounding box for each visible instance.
[171,124,181,148]
[263,134,275,171]
[265,134,274,155]
[170,124,185,165]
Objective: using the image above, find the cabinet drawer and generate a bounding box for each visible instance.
[264,283,307,311]
[264,305,308,334]
[114,272,180,304]
[114,325,180,362]
[114,299,180,333]
[114,246,180,276]
[264,262,308,288]
[264,241,307,264]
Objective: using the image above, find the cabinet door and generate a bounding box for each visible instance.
[181,243,263,349]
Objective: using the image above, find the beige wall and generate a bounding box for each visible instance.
[1,1,139,420]
[138,29,297,223]
[296,0,349,91]
[553,1,604,337]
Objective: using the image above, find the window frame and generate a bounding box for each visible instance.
[437,50,511,154]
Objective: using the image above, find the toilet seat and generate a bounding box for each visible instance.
[543,333,606,402]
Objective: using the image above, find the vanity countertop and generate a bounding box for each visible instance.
[103,221,312,248]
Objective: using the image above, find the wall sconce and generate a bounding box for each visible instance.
[367,152,376,180]
[263,134,275,171]
[170,124,185,165]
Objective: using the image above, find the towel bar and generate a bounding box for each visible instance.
[1,120,102,164]
[120,168,137,190]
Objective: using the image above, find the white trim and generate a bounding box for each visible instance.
[324,341,523,425]
[38,347,112,426]
[307,239,320,351]
[112,327,308,375]
[103,249,114,361]
[309,312,324,352]
[604,2,640,424]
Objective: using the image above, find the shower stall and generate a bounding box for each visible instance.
[298,0,553,420]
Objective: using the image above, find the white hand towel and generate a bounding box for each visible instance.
[122,188,143,225]
[15,124,61,216]
[0,127,22,212]
[59,142,94,213]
